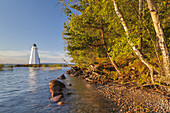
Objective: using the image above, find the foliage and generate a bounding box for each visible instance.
[62,0,169,85]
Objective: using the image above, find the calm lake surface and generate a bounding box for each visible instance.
[0,67,114,113]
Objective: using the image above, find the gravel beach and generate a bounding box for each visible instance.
[97,83,170,113]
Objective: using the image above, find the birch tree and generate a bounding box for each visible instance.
[147,0,170,80]
[112,0,155,83]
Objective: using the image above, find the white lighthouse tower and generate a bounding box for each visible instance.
[29,44,40,64]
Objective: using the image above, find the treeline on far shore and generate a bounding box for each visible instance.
[14,64,74,67]
[0,64,75,69]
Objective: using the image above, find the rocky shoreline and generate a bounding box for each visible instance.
[66,66,170,113]
[97,83,169,113]
[48,66,169,112]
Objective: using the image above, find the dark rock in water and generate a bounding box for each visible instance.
[50,94,64,102]
[49,79,65,89]
[57,74,66,79]
[49,79,65,101]
[66,70,71,74]
[51,91,64,98]
[50,86,62,92]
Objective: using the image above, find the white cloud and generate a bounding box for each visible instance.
[0,50,71,64]
[0,50,30,57]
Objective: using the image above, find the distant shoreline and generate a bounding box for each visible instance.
[14,64,74,67]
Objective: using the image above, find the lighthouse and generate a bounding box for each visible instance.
[29,44,40,64]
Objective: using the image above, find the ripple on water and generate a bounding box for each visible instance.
[0,67,114,113]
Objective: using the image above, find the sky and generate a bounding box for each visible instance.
[0,0,71,64]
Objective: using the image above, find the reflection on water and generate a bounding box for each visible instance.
[28,67,39,91]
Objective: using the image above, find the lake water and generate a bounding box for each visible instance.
[0,67,114,113]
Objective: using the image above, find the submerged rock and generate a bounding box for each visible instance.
[57,74,66,79]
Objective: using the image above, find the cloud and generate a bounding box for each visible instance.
[0,50,30,57]
[39,51,71,63]
[0,50,71,64]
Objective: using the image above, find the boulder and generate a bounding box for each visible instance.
[49,79,65,89]
[50,86,62,92]
[57,74,66,79]
[51,92,64,98]
[50,94,64,102]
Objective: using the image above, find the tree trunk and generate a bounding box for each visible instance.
[112,0,154,83]
[139,0,143,52]
[147,0,170,80]
[101,23,122,76]
[144,25,163,72]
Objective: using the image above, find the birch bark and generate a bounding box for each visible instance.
[112,0,154,83]
[147,0,170,79]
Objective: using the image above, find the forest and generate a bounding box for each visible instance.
[61,0,170,86]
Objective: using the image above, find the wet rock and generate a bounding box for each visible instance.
[57,101,65,105]
[57,74,66,79]
[50,94,64,102]
[49,79,65,89]
[66,68,75,74]
[50,86,62,92]
[66,70,71,74]
[51,91,64,98]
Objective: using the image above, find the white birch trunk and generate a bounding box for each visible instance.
[147,0,170,79]
[112,0,154,83]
